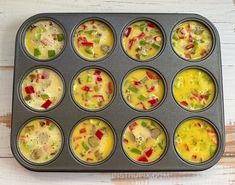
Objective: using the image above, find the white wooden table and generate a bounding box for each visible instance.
[0,0,235,184]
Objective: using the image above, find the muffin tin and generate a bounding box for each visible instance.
[11,13,224,172]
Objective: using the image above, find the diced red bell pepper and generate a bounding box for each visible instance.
[147,21,156,28]
[80,128,86,134]
[134,81,141,86]
[82,24,87,30]
[96,76,102,82]
[41,99,52,109]
[146,70,158,80]
[86,158,93,161]
[188,34,193,42]
[77,36,87,43]
[95,130,104,140]
[124,27,132,37]
[180,101,188,107]
[147,86,155,92]
[145,148,153,157]
[137,155,148,162]
[123,138,128,143]
[94,69,102,75]
[128,38,136,49]
[81,42,93,47]
[200,49,208,56]
[45,119,51,125]
[93,95,105,102]
[137,32,145,39]
[184,53,192,59]
[25,86,35,94]
[148,98,158,106]
[129,121,138,131]
[108,81,113,94]
[82,85,91,92]
[178,28,185,39]
[185,44,194,50]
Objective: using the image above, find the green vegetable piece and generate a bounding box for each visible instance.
[48,50,56,58]
[138,95,148,101]
[87,75,93,82]
[85,47,93,54]
[34,48,41,56]
[209,145,217,157]
[152,43,160,49]
[85,30,95,35]
[141,121,147,127]
[57,34,64,41]
[34,33,41,41]
[82,141,89,151]
[128,85,138,93]
[41,94,50,100]
[140,76,148,84]
[139,22,146,32]
[139,40,147,46]
[49,124,55,130]
[93,38,100,44]
[158,142,163,150]
[130,148,141,155]
[173,33,179,41]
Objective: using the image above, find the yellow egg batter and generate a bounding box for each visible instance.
[73,20,114,61]
[70,118,115,164]
[21,68,64,111]
[172,20,213,61]
[122,118,167,164]
[122,20,163,61]
[24,20,65,60]
[72,68,114,110]
[18,118,62,164]
[122,68,164,111]
[174,118,218,163]
[173,68,215,111]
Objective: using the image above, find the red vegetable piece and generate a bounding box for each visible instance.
[96,76,103,82]
[94,69,102,75]
[123,138,128,143]
[128,38,136,49]
[80,128,86,134]
[108,81,113,94]
[145,148,153,157]
[188,34,193,42]
[95,130,104,140]
[147,21,156,28]
[129,121,138,131]
[134,81,141,86]
[82,85,91,92]
[86,158,93,161]
[137,155,148,162]
[25,86,35,94]
[185,44,194,50]
[93,95,105,102]
[81,42,93,47]
[137,32,145,39]
[82,24,87,30]
[147,86,155,92]
[41,99,52,109]
[45,119,51,126]
[180,101,188,107]
[77,36,87,43]
[146,70,158,80]
[148,98,158,106]
[124,27,132,37]
[184,53,192,59]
